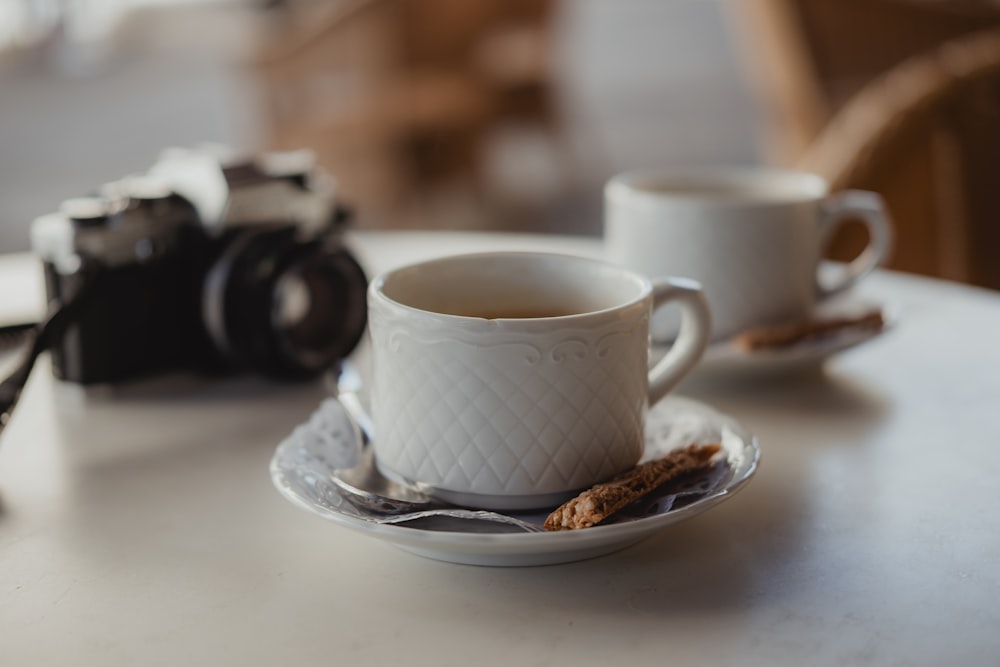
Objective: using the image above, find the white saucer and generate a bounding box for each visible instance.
[270,395,760,567]
[668,298,894,377]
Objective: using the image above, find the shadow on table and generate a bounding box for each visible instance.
[679,364,891,421]
[44,372,328,470]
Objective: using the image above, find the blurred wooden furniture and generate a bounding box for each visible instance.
[249,0,560,228]
[798,27,1000,290]
[730,0,1000,164]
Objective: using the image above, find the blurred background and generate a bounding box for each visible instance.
[2,0,999,289]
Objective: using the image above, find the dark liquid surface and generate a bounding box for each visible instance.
[457,307,582,319]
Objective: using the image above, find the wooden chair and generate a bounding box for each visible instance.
[728,0,1000,165]
[247,0,560,229]
[798,27,1000,289]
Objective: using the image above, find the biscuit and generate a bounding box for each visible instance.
[731,310,884,351]
[543,442,722,531]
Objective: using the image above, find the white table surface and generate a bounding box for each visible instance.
[1,230,999,666]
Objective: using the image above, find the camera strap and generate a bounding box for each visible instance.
[0,271,95,438]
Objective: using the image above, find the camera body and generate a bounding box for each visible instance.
[31,147,369,385]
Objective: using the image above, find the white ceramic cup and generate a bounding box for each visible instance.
[367,251,711,510]
[605,167,893,341]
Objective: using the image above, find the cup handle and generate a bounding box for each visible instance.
[817,190,894,299]
[647,278,711,406]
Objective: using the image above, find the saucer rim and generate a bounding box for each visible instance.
[269,395,761,563]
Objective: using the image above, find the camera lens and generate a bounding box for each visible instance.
[271,251,367,371]
[202,228,367,380]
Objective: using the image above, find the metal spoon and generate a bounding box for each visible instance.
[331,441,439,515]
[332,359,374,444]
[327,361,544,532]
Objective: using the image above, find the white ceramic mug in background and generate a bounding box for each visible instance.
[605,167,893,341]
[367,251,711,511]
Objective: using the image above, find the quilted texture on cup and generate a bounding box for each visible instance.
[369,304,650,498]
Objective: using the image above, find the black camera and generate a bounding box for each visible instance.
[29,147,368,385]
